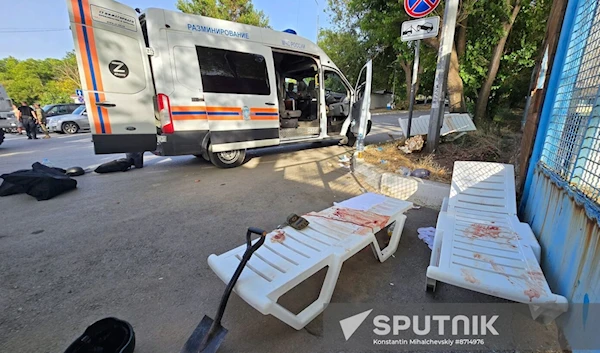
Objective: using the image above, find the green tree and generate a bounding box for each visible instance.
[0,52,80,105]
[322,0,552,121]
[177,0,269,27]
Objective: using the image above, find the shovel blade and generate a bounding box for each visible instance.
[180,315,228,353]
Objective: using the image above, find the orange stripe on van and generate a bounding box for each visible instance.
[74,22,102,133]
[172,106,206,112]
[250,108,278,113]
[71,0,82,23]
[81,0,93,27]
[70,0,112,134]
[87,92,102,133]
[250,115,279,121]
[206,106,242,113]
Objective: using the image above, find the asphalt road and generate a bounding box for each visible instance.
[0,123,559,352]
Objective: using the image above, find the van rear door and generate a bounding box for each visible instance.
[66,0,156,153]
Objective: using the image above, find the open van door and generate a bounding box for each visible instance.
[351,60,373,139]
[66,0,156,153]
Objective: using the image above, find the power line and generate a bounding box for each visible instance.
[0,28,69,33]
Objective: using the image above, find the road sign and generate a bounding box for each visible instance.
[78,96,84,103]
[404,0,441,18]
[401,16,440,42]
[76,89,83,97]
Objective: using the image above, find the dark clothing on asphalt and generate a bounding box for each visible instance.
[22,117,37,139]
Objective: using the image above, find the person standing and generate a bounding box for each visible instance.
[34,103,50,139]
[18,101,38,140]
[12,104,23,134]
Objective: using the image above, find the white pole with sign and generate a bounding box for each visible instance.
[426,0,459,152]
[401,16,439,138]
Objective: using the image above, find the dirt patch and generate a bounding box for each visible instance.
[363,129,522,184]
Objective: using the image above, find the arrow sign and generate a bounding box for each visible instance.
[404,0,441,18]
[76,89,83,97]
[401,16,440,41]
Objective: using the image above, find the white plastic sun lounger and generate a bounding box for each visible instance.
[208,193,412,329]
[427,161,568,323]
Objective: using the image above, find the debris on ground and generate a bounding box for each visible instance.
[417,227,436,250]
[397,166,412,176]
[338,154,351,169]
[339,155,351,163]
[398,135,425,154]
[363,144,449,183]
[410,168,431,179]
[362,129,521,184]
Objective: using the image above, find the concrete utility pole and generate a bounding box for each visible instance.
[426,0,459,153]
[406,40,420,138]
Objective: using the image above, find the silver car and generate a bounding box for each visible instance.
[46,105,90,134]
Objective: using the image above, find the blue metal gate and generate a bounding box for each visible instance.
[521,0,600,349]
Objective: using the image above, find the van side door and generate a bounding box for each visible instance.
[195,43,280,153]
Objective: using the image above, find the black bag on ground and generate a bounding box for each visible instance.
[32,162,67,176]
[0,168,77,201]
[0,180,26,196]
[0,169,29,196]
[94,158,133,174]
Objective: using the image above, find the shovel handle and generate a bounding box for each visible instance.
[246,227,267,250]
[213,227,266,326]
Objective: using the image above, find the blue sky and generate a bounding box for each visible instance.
[0,0,328,60]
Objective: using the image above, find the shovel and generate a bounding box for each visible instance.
[180,227,267,353]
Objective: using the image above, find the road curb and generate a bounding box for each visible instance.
[352,157,450,209]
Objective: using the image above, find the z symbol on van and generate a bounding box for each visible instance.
[108,60,129,78]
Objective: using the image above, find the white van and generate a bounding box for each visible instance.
[66,0,372,167]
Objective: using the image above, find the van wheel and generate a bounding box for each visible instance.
[209,149,246,168]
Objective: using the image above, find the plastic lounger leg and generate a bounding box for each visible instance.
[426,229,444,292]
[371,214,407,263]
[269,261,343,330]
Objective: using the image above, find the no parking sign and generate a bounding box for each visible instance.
[404,0,441,18]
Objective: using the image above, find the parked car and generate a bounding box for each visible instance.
[46,105,90,134]
[43,103,83,118]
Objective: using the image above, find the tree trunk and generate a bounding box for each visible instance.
[423,37,466,113]
[448,44,466,112]
[399,60,412,101]
[456,17,468,59]
[474,1,522,121]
